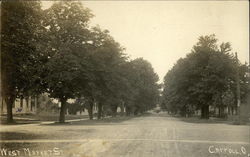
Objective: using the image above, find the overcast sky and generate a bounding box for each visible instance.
[42,1,249,82]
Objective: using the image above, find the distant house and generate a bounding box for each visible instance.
[210,105,237,118]
[0,96,38,115]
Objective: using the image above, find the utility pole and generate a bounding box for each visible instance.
[235,52,241,116]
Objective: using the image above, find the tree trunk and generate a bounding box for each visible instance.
[6,96,15,123]
[34,96,38,113]
[88,102,93,120]
[20,97,23,108]
[120,102,125,116]
[25,97,29,112]
[1,99,4,112]
[36,96,39,109]
[201,105,209,119]
[220,106,224,118]
[134,108,139,116]
[97,103,102,120]
[112,105,118,117]
[59,98,67,123]
[31,97,33,112]
[218,106,221,117]
[125,106,129,116]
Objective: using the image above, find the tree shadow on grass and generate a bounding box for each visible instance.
[0,142,39,150]
[0,116,40,125]
[0,132,44,140]
[0,114,89,124]
[177,116,249,126]
[0,120,40,125]
[42,116,137,126]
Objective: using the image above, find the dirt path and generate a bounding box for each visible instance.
[0,113,249,157]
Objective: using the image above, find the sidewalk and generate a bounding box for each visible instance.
[0,118,89,132]
[0,113,90,126]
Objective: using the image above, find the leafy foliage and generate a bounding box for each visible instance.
[1,1,178,123]
[1,1,44,122]
[125,58,160,115]
[162,35,245,118]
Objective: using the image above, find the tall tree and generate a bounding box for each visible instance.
[162,35,238,119]
[1,1,44,123]
[127,58,160,115]
[85,26,127,119]
[44,1,93,123]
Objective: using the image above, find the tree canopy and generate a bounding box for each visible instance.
[1,1,160,123]
[162,35,248,118]
[1,1,44,122]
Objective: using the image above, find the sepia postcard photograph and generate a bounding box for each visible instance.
[0,0,249,157]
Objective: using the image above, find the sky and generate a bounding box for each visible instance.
[42,1,249,83]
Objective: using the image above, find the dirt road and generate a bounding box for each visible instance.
[0,113,249,157]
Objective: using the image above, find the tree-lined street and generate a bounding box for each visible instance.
[1,112,249,157]
[1,1,249,157]
[1,1,160,123]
